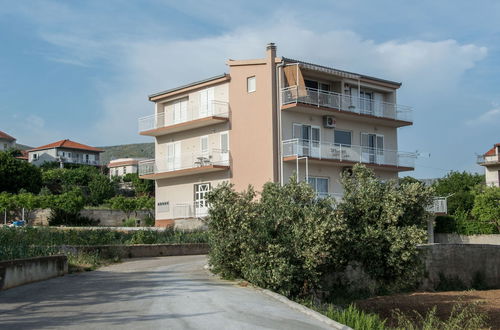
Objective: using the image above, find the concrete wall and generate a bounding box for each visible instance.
[419,244,500,290]
[31,209,152,226]
[0,255,68,290]
[61,243,209,259]
[435,234,500,245]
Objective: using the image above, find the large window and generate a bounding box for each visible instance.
[247,76,256,93]
[308,177,329,198]
[194,183,211,217]
[334,130,352,146]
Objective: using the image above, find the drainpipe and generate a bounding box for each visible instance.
[276,61,285,186]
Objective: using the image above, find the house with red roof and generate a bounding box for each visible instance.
[477,143,500,187]
[27,139,104,167]
[0,130,16,151]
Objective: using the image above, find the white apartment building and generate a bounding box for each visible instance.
[477,143,500,187]
[108,158,146,178]
[28,139,103,167]
[138,44,417,227]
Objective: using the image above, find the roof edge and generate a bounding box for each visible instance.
[148,73,229,101]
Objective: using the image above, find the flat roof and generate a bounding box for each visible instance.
[148,73,228,100]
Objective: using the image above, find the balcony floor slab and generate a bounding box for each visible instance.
[140,164,230,180]
[283,155,414,172]
[140,116,229,136]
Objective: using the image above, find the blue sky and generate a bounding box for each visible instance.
[0,0,498,178]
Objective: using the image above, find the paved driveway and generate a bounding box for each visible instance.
[0,255,333,329]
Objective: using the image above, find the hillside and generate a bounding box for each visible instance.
[99,143,154,164]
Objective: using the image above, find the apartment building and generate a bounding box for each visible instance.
[108,158,146,178]
[28,139,103,167]
[0,130,16,151]
[477,143,500,187]
[138,43,416,227]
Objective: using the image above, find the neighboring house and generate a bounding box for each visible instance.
[27,139,103,167]
[108,158,146,178]
[0,130,16,151]
[138,43,416,227]
[477,143,500,187]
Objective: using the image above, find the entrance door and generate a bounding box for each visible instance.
[199,87,215,117]
[194,183,211,217]
[166,141,181,170]
[220,132,229,163]
[361,133,384,164]
[359,91,373,115]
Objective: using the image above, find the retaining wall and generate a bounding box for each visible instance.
[418,244,500,290]
[0,255,68,290]
[434,233,500,245]
[31,209,151,226]
[60,243,210,259]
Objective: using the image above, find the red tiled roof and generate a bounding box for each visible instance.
[0,130,16,141]
[15,150,28,161]
[484,143,500,156]
[27,139,103,153]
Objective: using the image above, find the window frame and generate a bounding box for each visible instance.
[247,76,256,93]
[334,129,353,147]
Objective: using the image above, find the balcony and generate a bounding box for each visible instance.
[139,100,229,136]
[172,203,208,219]
[281,86,412,126]
[139,148,230,179]
[59,157,99,166]
[282,139,416,170]
[477,154,500,166]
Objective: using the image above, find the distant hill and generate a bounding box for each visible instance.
[99,143,154,165]
[15,143,32,150]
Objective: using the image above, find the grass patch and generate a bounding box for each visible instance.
[66,251,121,273]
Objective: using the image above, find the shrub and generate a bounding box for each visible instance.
[123,217,138,227]
[432,171,484,215]
[471,186,500,232]
[88,174,116,206]
[207,164,433,297]
[434,215,457,233]
[0,151,42,193]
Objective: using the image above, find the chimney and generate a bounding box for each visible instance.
[266,42,276,60]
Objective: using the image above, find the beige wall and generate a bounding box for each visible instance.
[109,164,139,177]
[155,171,230,220]
[228,46,278,192]
[485,165,500,187]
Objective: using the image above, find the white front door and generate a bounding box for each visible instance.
[166,141,181,170]
[220,132,229,163]
[199,87,215,117]
[194,183,211,217]
[361,133,384,164]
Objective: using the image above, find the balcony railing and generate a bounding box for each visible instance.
[281,86,412,122]
[138,100,229,133]
[59,157,99,166]
[282,139,416,168]
[172,203,208,219]
[477,154,500,165]
[139,148,230,176]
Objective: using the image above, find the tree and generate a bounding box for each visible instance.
[123,173,154,197]
[14,192,42,223]
[109,196,139,219]
[88,174,116,206]
[471,186,500,231]
[0,152,42,193]
[433,171,484,215]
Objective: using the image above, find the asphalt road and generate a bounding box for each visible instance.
[0,255,333,329]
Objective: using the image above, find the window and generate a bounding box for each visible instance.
[247,76,256,93]
[123,166,127,174]
[200,136,209,155]
[114,169,118,176]
[334,130,352,146]
[33,154,38,160]
[194,183,211,217]
[308,177,329,198]
[3,143,7,149]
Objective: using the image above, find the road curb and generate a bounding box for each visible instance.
[257,288,352,330]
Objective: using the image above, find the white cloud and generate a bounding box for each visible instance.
[466,108,500,126]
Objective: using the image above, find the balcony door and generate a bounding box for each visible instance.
[173,99,188,124]
[200,87,215,117]
[293,124,320,158]
[194,183,211,217]
[361,133,384,164]
[220,132,229,163]
[166,141,181,171]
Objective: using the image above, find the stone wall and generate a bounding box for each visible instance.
[434,233,500,245]
[418,244,500,290]
[0,255,68,290]
[31,209,152,226]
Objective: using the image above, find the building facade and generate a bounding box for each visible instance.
[108,158,146,178]
[28,139,103,167]
[138,44,416,227]
[477,143,500,187]
[0,131,16,151]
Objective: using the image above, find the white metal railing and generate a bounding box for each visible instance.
[486,181,499,187]
[281,86,412,122]
[426,197,448,214]
[172,203,209,219]
[282,139,416,168]
[138,100,229,132]
[477,154,499,165]
[316,192,344,202]
[139,148,230,176]
[59,157,99,166]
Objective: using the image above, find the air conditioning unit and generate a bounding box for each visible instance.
[323,116,336,128]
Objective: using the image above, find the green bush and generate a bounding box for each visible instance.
[434,215,457,233]
[122,217,138,227]
[432,171,484,215]
[207,164,433,297]
[471,186,500,232]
